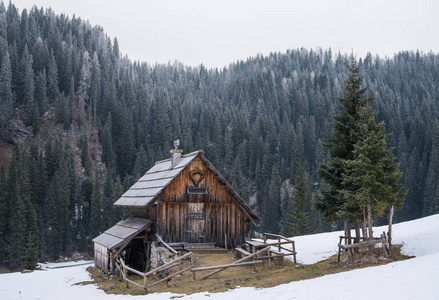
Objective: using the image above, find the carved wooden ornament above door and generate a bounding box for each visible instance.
[190,170,205,186]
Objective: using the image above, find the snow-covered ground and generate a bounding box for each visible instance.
[1,214,439,300]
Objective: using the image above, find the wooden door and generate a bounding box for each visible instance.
[185,203,205,243]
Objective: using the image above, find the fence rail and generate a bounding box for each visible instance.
[337,231,389,262]
[262,233,297,264]
[116,251,194,293]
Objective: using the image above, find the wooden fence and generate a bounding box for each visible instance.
[116,251,194,293]
[338,231,389,261]
[192,246,271,280]
[261,233,297,264]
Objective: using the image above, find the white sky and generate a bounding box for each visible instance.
[10,0,439,69]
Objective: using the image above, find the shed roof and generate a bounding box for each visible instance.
[92,217,152,250]
[114,150,260,223]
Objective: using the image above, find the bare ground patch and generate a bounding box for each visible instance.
[85,245,412,296]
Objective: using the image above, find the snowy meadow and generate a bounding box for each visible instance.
[1,214,438,300]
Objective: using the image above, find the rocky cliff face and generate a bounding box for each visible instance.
[0,103,106,184]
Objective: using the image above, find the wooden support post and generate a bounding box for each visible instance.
[338,236,343,262]
[388,206,394,250]
[292,241,297,264]
[124,267,129,288]
[225,233,228,250]
[143,276,148,294]
[382,232,389,258]
[268,250,272,271]
[263,234,267,244]
[278,237,281,252]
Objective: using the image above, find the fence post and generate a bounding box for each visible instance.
[292,241,297,264]
[278,236,281,252]
[268,250,272,271]
[124,267,129,288]
[263,233,267,244]
[143,276,148,294]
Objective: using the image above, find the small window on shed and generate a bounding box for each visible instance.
[187,187,208,195]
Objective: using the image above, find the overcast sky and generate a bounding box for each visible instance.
[10,0,439,69]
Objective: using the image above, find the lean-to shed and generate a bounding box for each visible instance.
[93,218,152,273]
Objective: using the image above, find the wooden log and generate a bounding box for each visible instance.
[388,206,394,249]
[147,265,194,289]
[267,251,272,270]
[338,238,385,249]
[155,234,178,255]
[119,260,145,277]
[144,252,193,277]
[338,236,343,262]
[191,260,263,272]
[234,247,251,258]
[200,246,271,280]
[124,267,129,288]
[292,241,297,264]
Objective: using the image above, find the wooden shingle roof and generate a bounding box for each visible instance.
[92,217,152,250]
[114,150,260,223]
[114,151,200,206]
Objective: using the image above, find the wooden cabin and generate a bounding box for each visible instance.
[93,145,260,273]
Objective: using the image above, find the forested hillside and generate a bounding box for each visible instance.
[0,1,438,270]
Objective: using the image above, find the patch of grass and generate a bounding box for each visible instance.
[86,245,412,296]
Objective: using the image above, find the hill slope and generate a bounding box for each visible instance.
[0,214,438,299]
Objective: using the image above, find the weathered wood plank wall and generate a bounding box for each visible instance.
[158,157,249,247]
[94,243,109,273]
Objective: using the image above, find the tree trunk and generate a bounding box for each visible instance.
[344,220,353,261]
[367,204,374,253]
[387,206,394,250]
[362,207,368,239]
[354,220,361,254]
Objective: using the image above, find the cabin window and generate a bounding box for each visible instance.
[187,187,208,195]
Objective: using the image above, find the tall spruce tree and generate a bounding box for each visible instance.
[316,54,371,226]
[0,51,13,128]
[340,103,405,240]
[281,169,317,236]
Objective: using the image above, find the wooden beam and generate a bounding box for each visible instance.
[155,234,179,255]
[144,252,192,277]
[200,246,270,280]
[146,265,194,289]
[191,260,263,272]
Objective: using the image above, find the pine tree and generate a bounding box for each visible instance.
[18,44,37,127]
[0,167,6,264]
[341,104,405,239]
[132,144,149,180]
[46,49,60,104]
[0,50,13,128]
[281,169,317,236]
[79,134,91,176]
[5,147,30,270]
[316,54,371,225]
[35,69,48,116]
[262,165,282,233]
[89,180,102,238]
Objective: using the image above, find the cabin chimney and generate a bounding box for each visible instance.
[170,139,183,168]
